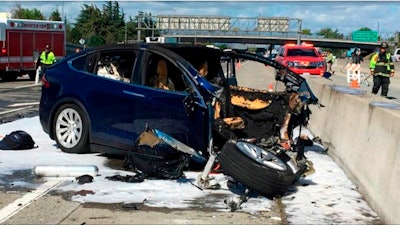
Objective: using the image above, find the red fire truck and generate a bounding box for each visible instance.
[0,17,65,81]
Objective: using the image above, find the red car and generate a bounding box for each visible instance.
[275,43,326,76]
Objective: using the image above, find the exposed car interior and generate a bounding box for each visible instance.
[95,51,136,82]
[145,54,187,92]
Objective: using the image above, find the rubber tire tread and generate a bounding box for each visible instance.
[219,141,295,197]
[53,104,90,154]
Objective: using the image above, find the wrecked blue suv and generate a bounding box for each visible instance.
[39,43,319,197]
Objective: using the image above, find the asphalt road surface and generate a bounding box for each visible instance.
[330,58,400,101]
[0,75,41,124]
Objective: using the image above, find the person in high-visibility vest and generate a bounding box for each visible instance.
[325,49,335,74]
[37,45,56,68]
[369,42,395,97]
[35,45,56,81]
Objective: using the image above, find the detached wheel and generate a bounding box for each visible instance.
[53,104,89,154]
[219,140,296,197]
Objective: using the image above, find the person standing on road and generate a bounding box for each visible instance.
[369,42,395,97]
[351,48,363,64]
[35,45,57,84]
[36,45,57,71]
[325,49,335,74]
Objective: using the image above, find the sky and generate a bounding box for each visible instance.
[0,116,382,224]
[0,1,399,37]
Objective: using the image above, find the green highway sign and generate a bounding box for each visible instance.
[352,30,378,42]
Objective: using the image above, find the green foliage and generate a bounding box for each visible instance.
[70,2,126,46]
[49,9,62,21]
[126,16,138,42]
[301,29,312,36]
[88,35,105,47]
[316,27,344,39]
[11,3,45,20]
[358,27,372,31]
[217,44,228,50]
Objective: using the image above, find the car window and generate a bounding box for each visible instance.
[145,54,188,92]
[95,51,136,83]
[287,48,317,57]
[278,47,284,57]
[71,54,96,72]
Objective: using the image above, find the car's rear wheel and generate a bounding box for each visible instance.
[219,140,296,197]
[53,104,89,154]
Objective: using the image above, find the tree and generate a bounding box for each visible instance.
[358,27,372,31]
[301,29,312,36]
[72,4,104,46]
[100,1,125,43]
[49,9,62,21]
[70,1,126,46]
[11,3,45,20]
[316,27,344,39]
[126,16,139,42]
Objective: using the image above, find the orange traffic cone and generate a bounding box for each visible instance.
[268,83,274,92]
[350,79,360,88]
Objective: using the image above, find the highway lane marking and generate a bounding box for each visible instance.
[14,83,41,89]
[0,106,34,116]
[8,102,40,107]
[0,179,65,224]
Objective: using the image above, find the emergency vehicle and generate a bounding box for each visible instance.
[275,43,326,76]
[0,15,65,81]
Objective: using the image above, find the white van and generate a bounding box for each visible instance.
[392,48,400,62]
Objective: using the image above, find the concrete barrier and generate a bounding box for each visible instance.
[306,77,400,225]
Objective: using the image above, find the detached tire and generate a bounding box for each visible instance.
[53,104,90,154]
[219,140,296,197]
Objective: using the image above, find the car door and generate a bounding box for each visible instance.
[127,50,210,153]
[83,49,139,152]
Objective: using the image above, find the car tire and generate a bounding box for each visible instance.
[53,104,90,154]
[219,140,296,197]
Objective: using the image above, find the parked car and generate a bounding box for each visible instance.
[275,43,326,76]
[39,43,319,197]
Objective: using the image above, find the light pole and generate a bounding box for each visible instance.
[297,19,302,45]
[124,22,127,43]
[377,21,380,37]
[137,11,144,42]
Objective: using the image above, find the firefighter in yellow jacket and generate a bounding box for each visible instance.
[369,42,395,97]
[34,45,57,84]
[36,44,57,69]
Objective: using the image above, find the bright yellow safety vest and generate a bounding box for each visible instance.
[39,51,57,65]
